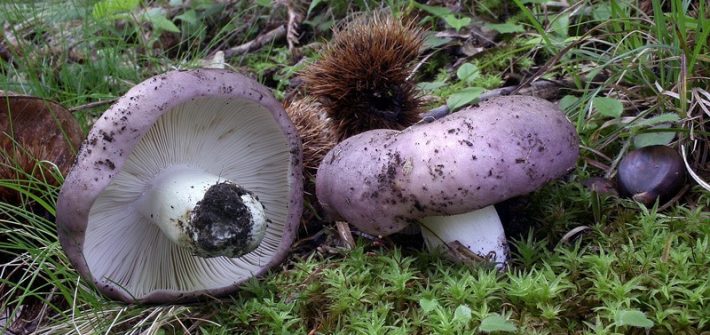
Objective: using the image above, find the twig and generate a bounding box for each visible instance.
[420,80,568,121]
[291,228,326,250]
[483,79,566,100]
[409,51,436,82]
[223,25,287,59]
[559,225,590,245]
[657,183,691,211]
[444,240,503,270]
[335,221,356,249]
[68,99,118,113]
[284,1,303,53]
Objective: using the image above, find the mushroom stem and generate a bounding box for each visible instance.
[419,205,508,268]
[137,166,267,258]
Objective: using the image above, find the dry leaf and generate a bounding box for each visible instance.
[0,96,82,202]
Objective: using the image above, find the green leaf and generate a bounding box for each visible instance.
[447,87,484,111]
[452,305,472,324]
[419,298,439,313]
[412,3,453,18]
[550,13,569,37]
[412,3,470,31]
[523,36,544,46]
[417,81,446,92]
[456,63,480,84]
[484,22,525,34]
[592,3,612,21]
[632,113,681,128]
[559,95,579,112]
[423,34,452,49]
[479,313,517,333]
[255,0,272,7]
[592,97,624,118]
[614,309,654,328]
[145,10,180,33]
[92,0,139,19]
[175,9,198,25]
[443,15,471,32]
[633,125,677,148]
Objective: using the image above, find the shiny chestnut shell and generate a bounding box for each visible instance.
[617,145,686,206]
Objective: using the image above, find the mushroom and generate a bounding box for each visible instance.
[56,69,303,303]
[316,95,579,267]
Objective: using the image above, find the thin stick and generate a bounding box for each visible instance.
[335,221,356,249]
[224,25,287,59]
[69,99,117,113]
[420,80,567,121]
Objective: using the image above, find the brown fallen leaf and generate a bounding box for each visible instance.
[0,96,82,203]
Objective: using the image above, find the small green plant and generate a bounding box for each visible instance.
[478,313,517,333]
[412,3,471,32]
[445,63,484,111]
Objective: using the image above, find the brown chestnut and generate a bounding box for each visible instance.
[617,145,686,206]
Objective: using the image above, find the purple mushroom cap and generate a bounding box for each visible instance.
[56,69,303,303]
[316,95,579,236]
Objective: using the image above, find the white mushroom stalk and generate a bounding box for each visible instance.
[137,166,267,258]
[420,205,507,268]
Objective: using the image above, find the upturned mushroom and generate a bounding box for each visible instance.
[56,69,303,303]
[316,95,579,266]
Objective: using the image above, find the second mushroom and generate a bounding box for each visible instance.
[316,95,579,267]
